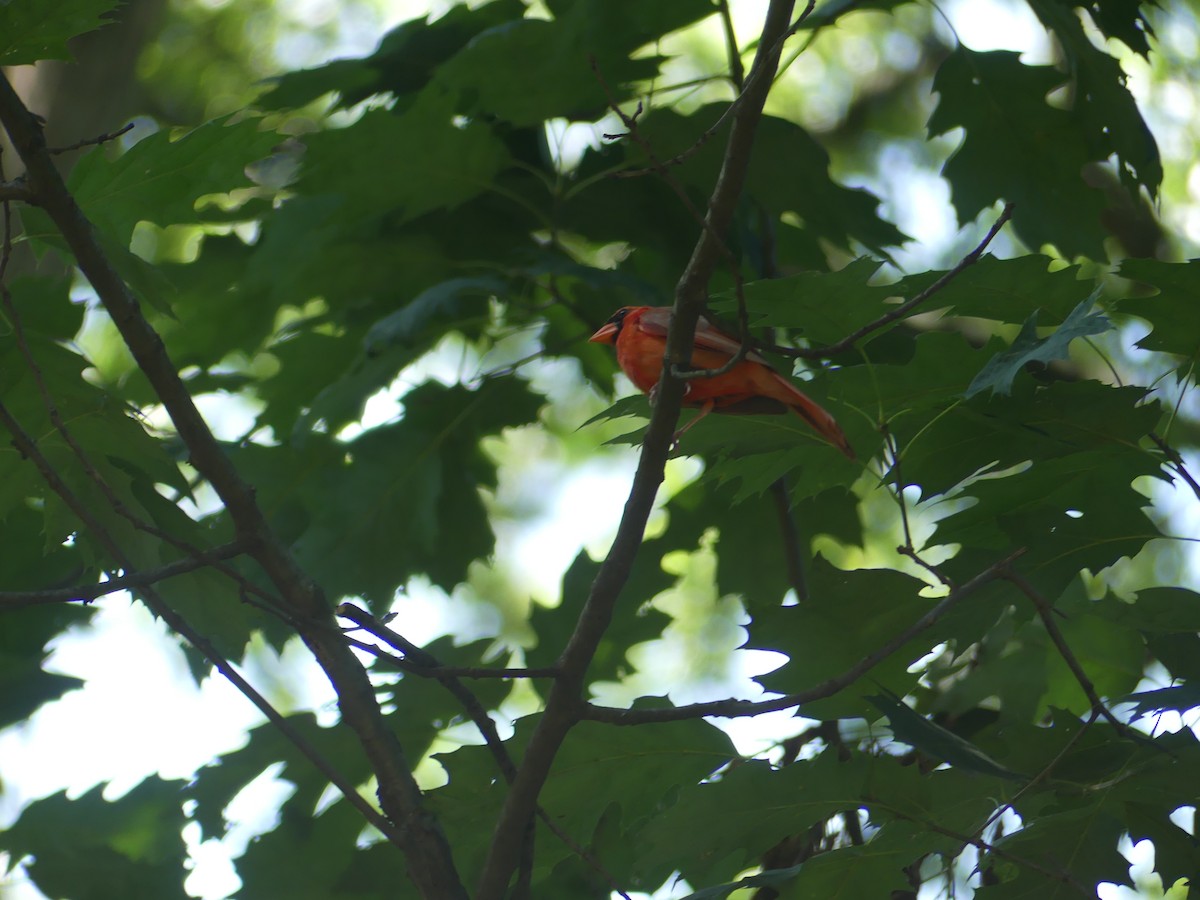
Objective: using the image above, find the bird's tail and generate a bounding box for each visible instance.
[787,395,855,459]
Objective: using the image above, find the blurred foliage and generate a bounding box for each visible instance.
[3,1,1200,898]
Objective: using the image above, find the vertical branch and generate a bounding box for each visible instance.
[472,4,802,898]
[770,478,808,602]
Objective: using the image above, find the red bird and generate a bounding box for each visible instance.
[589,306,854,458]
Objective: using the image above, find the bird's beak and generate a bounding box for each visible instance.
[589,322,619,344]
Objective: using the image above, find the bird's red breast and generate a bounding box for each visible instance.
[589,306,854,458]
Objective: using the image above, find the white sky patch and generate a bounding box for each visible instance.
[0,600,260,816]
[499,456,640,599]
[941,0,1050,58]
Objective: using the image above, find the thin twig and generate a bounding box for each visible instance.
[887,425,952,588]
[717,0,746,91]
[614,0,818,179]
[1003,570,1129,735]
[971,709,1099,846]
[775,202,1015,360]
[591,57,755,383]
[879,806,1092,894]
[582,549,1024,726]
[345,637,559,680]
[0,541,249,608]
[338,604,519,778]
[1150,432,1200,502]
[48,122,135,155]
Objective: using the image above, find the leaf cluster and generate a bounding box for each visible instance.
[1,2,1197,899]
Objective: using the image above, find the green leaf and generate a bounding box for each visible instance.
[929,47,1109,257]
[747,562,941,718]
[431,0,714,126]
[541,716,735,848]
[636,109,905,258]
[377,637,511,761]
[189,712,375,841]
[711,258,893,346]
[634,754,869,888]
[988,802,1128,894]
[897,378,1158,497]
[1079,0,1156,57]
[298,98,510,226]
[0,509,90,726]
[964,295,1111,397]
[1027,0,1161,197]
[774,821,948,898]
[868,689,1023,780]
[235,380,541,601]
[234,798,406,900]
[66,116,279,247]
[0,0,118,65]
[894,255,1094,325]
[3,274,84,340]
[0,779,189,900]
[364,276,505,354]
[1118,257,1200,357]
[259,0,526,110]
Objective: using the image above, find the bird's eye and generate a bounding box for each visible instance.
[606,308,629,331]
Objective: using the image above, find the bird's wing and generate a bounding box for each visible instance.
[638,307,770,365]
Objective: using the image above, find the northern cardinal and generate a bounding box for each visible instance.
[589,306,854,458]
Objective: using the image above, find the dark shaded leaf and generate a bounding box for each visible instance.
[868,689,1023,780]
[0,0,118,65]
[0,779,188,900]
[929,47,1109,257]
[1118,257,1200,357]
[1028,0,1161,196]
[298,100,510,226]
[67,116,279,246]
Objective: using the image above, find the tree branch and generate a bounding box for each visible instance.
[473,5,803,898]
[48,121,134,155]
[1003,570,1129,735]
[770,478,808,602]
[581,549,1023,726]
[0,75,467,899]
[1150,431,1200,503]
[776,202,1014,360]
[0,542,249,608]
[0,179,33,203]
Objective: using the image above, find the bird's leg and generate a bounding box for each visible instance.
[673,401,714,446]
